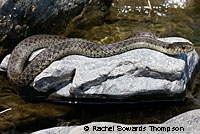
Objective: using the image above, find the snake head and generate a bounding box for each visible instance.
[168,42,194,54]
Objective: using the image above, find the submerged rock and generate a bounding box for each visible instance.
[31,109,200,134]
[0,37,199,101]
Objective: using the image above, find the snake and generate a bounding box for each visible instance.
[7,32,194,86]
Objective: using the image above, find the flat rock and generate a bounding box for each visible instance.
[0,37,199,101]
[31,109,200,134]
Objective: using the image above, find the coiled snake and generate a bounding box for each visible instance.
[7,32,194,86]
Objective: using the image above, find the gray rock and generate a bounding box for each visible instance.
[0,53,9,71]
[0,48,45,71]
[164,109,200,131]
[34,37,199,100]
[0,37,199,101]
[0,0,7,7]
[31,109,200,134]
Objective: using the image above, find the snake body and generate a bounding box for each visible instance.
[7,33,194,86]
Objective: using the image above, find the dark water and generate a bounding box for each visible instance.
[1,0,200,133]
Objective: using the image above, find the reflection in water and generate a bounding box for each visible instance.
[165,0,187,8]
[112,0,191,17]
[66,0,200,46]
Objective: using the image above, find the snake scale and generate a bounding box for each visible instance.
[7,32,194,86]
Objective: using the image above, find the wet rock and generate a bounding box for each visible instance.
[0,0,90,36]
[0,37,199,101]
[0,0,90,61]
[31,109,200,134]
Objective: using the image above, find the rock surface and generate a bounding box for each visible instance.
[0,0,89,38]
[0,37,199,101]
[0,0,90,61]
[34,37,199,100]
[31,109,200,134]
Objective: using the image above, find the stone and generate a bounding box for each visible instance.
[31,109,200,134]
[0,0,89,33]
[34,37,199,101]
[0,48,45,71]
[0,53,9,71]
[0,0,90,53]
[164,109,200,131]
[0,0,7,7]
[0,37,199,101]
